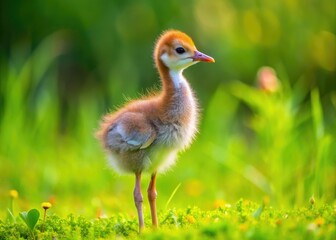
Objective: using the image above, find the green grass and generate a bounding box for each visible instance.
[1,61,335,237]
[1,199,335,239]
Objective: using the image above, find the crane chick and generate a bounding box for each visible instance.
[96,30,214,232]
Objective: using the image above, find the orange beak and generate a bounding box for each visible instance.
[192,50,215,63]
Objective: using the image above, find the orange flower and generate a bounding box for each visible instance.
[257,66,279,93]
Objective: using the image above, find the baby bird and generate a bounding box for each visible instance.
[96,30,214,232]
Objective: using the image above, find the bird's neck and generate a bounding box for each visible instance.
[168,69,187,88]
[156,60,195,122]
[157,60,189,93]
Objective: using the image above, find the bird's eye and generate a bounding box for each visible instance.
[175,47,185,54]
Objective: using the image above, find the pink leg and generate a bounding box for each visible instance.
[147,173,158,227]
[134,173,144,232]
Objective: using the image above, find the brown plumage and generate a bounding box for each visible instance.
[96,30,214,232]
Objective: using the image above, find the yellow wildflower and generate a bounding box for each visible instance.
[41,202,52,210]
[9,190,18,199]
[213,199,226,209]
[186,215,196,224]
[314,217,325,227]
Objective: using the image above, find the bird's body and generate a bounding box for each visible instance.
[96,30,214,232]
[96,72,197,174]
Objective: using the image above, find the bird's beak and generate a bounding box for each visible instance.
[192,50,215,63]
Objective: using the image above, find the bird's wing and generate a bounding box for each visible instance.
[106,112,156,152]
[123,126,156,150]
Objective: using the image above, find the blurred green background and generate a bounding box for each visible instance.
[1,0,335,218]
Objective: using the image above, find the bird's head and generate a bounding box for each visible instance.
[154,30,215,71]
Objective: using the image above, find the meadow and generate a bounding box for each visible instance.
[0,0,335,239]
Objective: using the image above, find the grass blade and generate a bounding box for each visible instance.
[165,183,181,209]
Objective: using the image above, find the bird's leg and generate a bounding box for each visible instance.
[134,172,144,232]
[147,172,158,228]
